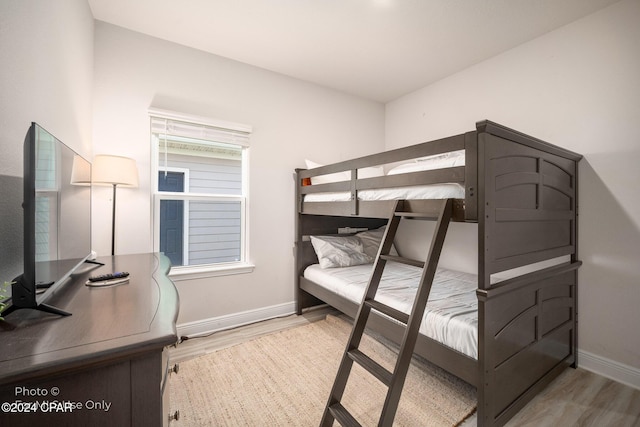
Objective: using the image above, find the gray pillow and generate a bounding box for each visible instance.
[356,226,399,258]
[310,235,373,268]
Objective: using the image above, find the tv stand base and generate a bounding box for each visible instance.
[1,302,71,317]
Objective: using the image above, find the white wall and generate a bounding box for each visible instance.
[0,0,94,168]
[0,0,94,282]
[386,0,640,376]
[92,22,385,325]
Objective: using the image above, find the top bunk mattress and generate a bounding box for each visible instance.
[303,183,465,202]
[304,262,478,359]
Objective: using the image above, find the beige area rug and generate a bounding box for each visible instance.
[170,315,476,426]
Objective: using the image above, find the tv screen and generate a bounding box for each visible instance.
[6,123,92,316]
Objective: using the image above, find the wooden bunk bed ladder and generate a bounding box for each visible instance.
[320,199,454,427]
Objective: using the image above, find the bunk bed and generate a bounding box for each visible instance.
[294,120,582,426]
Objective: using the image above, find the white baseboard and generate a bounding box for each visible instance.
[578,349,640,390]
[177,301,297,339]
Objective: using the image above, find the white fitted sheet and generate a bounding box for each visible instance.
[303,183,465,202]
[304,263,478,359]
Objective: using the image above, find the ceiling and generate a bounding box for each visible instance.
[88,0,620,103]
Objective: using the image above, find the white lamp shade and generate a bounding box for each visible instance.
[70,154,92,185]
[92,154,139,187]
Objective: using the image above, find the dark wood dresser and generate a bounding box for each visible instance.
[0,253,179,427]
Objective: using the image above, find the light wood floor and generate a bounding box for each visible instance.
[171,309,640,426]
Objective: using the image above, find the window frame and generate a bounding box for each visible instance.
[149,108,254,280]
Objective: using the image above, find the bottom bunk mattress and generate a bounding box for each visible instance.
[303,263,478,359]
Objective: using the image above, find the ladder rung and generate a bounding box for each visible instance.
[348,349,392,386]
[365,299,410,324]
[394,211,440,220]
[328,403,362,427]
[380,254,425,268]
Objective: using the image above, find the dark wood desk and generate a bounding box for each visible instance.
[0,253,179,427]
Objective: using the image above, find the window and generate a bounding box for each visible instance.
[150,109,253,278]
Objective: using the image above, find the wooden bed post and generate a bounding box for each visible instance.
[476,130,492,426]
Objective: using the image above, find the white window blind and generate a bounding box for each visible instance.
[149,108,251,147]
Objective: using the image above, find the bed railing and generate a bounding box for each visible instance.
[300,133,465,181]
[297,132,470,217]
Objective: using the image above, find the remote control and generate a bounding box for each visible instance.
[85,277,130,287]
[88,271,129,282]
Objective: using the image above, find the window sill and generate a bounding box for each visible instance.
[168,262,255,282]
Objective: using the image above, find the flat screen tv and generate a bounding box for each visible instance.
[4,123,93,317]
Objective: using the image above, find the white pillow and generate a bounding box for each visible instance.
[305,159,349,185]
[304,160,383,185]
[356,226,399,258]
[387,150,465,175]
[357,166,384,179]
[415,149,465,163]
[310,235,373,268]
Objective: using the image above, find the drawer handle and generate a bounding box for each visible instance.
[169,363,180,375]
[168,410,180,422]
